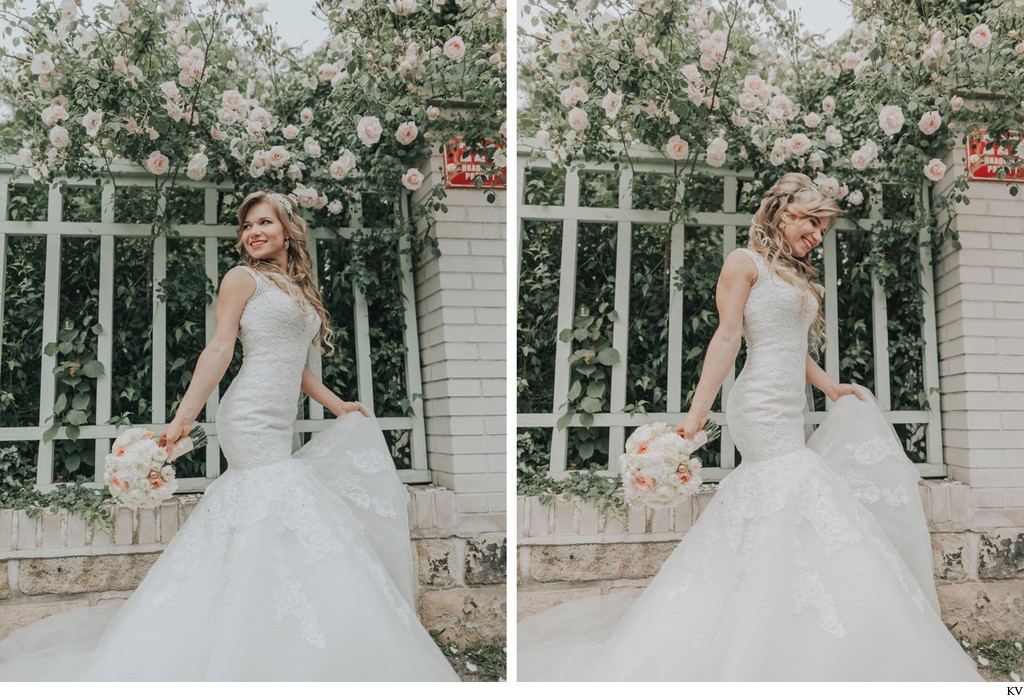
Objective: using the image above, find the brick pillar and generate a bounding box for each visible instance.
[933,143,1024,527]
[409,152,506,534]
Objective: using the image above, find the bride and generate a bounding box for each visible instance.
[0,192,459,681]
[518,173,982,681]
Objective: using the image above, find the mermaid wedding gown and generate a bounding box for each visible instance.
[0,265,459,681]
[518,247,981,681]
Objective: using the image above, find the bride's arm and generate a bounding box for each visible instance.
[300,367,369,417]
[674,250,757,438]
[805,354,865,401]
[159,267,255,451]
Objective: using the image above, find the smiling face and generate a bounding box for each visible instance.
[781,213,826,258]
[240,201,288,268]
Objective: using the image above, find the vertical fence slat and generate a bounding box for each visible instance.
[919,183,944,471]
[870,271,891,411]
[719,176,738,470]
[203,189,221,478]
[666,178,685,415]
[399,196,428,473]
[93,184,115,481]
[0,176,8,381]
[305,231,325,423]
[36,185,64,488]
[352,285,375,415]
[608,169,633,465]
[823,229,839,405]
[151,194,167,424]
[548,169,580,478]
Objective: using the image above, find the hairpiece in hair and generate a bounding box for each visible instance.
[266,193,294,219]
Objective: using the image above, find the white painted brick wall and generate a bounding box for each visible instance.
[410,153,506,535]
[934,144,1024,526]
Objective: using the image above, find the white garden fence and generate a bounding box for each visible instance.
[517,143,944,481]
[0,162,429,490]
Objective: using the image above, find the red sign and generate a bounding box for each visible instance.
[443,139,506,189]
[966,131,1024,182]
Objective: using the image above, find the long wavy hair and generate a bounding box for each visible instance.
[748,173,841,351]
[235,191,335,355]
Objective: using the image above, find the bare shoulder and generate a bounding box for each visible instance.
[721,248,758,286]
[218,266,257,301]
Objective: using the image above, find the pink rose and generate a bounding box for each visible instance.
[146,150,169,175]
[300,108,313,124]
[878,105,905,136]
[282,124,300,139]
[395,121,418,145]
[788,133,812,155]
[217,107,239,125]
[848,190,864,206]
[426,106,440,121]
[294,186,317,208]
[186,153,208,181]
[742,74,765,95]
[444,36,466,62]
[850,149,870,171]
[221,90,244,110]
[318,63,337,83]
[821,96,836,114]
[825,125,843,147]
[918,110,941,136]
[665,135,689,160]
[329,150,356,180]
[969,24,992,50]
[567,107,588,131]
[268,145,290,167]
[356,115,383,146]
[950,96,964,112]
[30,51,55,75]
[924,158,946,182]
[49,125,69,148]
[804,112,822,128]
[401,167,424,191]
[303,138,321,158]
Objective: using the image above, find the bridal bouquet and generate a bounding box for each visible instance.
[620,421,720,509]
[104,425,208,508]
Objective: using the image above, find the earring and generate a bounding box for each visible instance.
[285,239,291,249]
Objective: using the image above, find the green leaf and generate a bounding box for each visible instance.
[595,347,620,365]
[71,394,90,411]
[42,423,59,442]
[43,342,59,356]
[66,409,88,426]
[577,441,595,460]
[580,396,603,413]
[567,380,582,401]
[66,424,80,441]
[556,410,575,431]
[585,381,606,398]
[579,411,595,428]
[53,393,68,414]
[558,328,574,343]
[64,453,81,472]
[80,360,104,378]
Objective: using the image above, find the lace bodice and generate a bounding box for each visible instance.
[725,248,817,462]
[216,265,321,469]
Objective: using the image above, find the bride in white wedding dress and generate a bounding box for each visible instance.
[0,192,459,681]
[518,173,982,682]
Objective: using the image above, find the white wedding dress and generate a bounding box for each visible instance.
[0,265,459,681]
[518,247,981,681]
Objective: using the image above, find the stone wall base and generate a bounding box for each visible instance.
[517,488,1024,640]
[0,489,506,646]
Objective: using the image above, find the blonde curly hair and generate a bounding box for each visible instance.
[748,173,841,351]
[235,191,335,356]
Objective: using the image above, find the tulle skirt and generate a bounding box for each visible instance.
[0,413,459,681]
[518,392,981,681]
